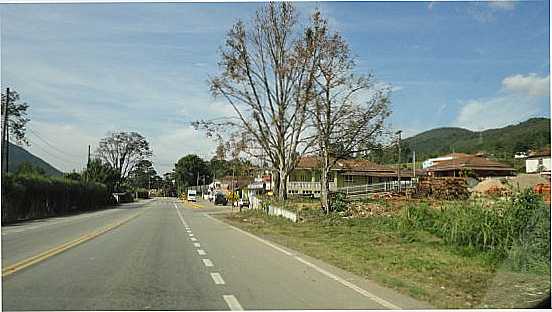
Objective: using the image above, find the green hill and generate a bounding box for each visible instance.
[6,142,63,176]
[401,117,551,162]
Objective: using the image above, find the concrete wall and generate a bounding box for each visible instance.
[526,157,551,173]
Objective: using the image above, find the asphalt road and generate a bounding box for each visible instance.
[1,197,430,310]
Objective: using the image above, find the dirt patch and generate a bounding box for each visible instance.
[472,179,508,194]
[507,174,549,191]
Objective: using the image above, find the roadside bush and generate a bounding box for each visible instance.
[134,188,150,199]
[330,192,348,212]
[2,173,115,224]
[398,189,550,272]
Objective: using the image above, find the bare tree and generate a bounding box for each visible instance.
[95,132,153,183]
[307,12,391,213]
[194,2,320,200]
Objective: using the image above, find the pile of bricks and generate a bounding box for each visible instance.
[415,177,470,200]
[533,183,551,204]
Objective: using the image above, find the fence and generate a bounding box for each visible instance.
[267,205,298,222]
[335,180,417,199]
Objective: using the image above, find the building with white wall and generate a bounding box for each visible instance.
[526,149,551,174]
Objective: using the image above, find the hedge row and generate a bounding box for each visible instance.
[2,173,116,224]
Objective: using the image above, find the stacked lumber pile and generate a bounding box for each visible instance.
[485,185,512,197]
[415,177,469,200]
[345,201,397,218]
[369,192,403,200]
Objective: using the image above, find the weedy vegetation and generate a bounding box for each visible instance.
[222,190,550,308]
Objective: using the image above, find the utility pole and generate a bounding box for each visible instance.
[2,88,10,174]
[196,172,199,192]
[87,145,91,166]
[413,150,416,179]
[232,166,235,207]
[396,130,402,192]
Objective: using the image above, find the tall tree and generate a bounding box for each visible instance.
[193,2,319,200]
[128,160,157,189]
[307,12,391,212]
[82,158,119,192]
[174,154,209,193]
[1,89,30,174]
[95,132,152,182]
[1,90,30,145]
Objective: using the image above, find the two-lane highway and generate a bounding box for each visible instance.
[2,197,430,310]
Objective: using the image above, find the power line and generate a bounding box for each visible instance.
[28,128,83,158]
[27,138,83,167]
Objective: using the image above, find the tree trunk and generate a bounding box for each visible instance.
[272,170,280,196]
[320,169,330,213]
[278,169,287,200]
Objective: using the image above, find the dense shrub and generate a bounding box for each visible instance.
[2,173,116,224]
[330,192,348,212]
[398,189,550,272]
[134,188,150,199]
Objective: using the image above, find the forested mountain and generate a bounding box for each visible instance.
[5,142,63,176]
[369,118,550,165]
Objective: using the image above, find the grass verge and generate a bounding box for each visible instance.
[219,205,550,308]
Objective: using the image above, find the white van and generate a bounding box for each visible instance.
[187,189,197,202]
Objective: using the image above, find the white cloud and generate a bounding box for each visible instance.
[427,2,435,10]
[454,95,541,131]
[488,1,516,11]
[502,73,550,97]
[25,120,100,172]
[150,126,215,174]
[454,72,549,130]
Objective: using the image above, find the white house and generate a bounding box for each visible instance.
[526,149,551,174]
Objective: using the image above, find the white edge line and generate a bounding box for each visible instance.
[205,213,401,310]
[223,295,243,311]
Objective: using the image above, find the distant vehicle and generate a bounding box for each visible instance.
[237,198,249,208]
[187,189,197,202]
[214,193,228,206]
[231,197,248,208]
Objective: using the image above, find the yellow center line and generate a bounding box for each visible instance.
[2,213,141,277]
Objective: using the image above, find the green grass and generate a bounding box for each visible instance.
[220,199,550,309]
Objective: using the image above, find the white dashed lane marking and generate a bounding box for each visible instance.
[210,272,225,285]
[174,201,244,310]
[223,295,243,311]
[205,213,401,310]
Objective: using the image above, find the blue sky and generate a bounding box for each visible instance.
[1,1,550,174]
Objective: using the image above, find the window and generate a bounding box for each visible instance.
[344,175,353,183]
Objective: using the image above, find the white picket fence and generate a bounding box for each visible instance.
[267,205,298,222]
[335,180,416,199]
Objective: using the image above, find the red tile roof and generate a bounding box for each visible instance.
[296,156,391,172]
[528,148,551,158]
[427,155,514,172]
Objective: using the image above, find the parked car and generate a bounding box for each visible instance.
[214,193,228,206]
[187,189,197,202]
